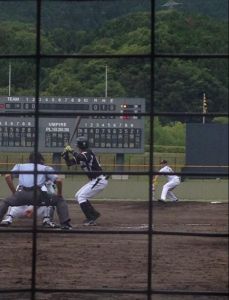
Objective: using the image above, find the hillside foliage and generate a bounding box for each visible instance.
[0,4,228,119]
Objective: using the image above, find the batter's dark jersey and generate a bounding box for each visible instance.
[63,149,103,180]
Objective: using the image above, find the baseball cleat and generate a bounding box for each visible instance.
[0,220,12,227]
[172,199,179,202]
[83,219,97,226]
[83,211,100,226]
[60,222,73,230]
[93,211,101,220]
[42,220,59,228]
[157,199,166,203]
[60,221,72,230]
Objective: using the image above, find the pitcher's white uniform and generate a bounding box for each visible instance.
[159,164,180,202]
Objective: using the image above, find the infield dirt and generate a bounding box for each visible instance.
[0,201,228,300]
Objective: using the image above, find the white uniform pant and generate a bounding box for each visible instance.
[2,183,56,223]
[161,178,180,201]
[75,175,108,204]
[3,205,50,223]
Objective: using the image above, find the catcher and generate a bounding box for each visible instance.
[0,181,58,228]
[61,136,109,226]
[0,152,72,230]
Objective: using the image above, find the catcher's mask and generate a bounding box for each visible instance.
[76,136,89,150]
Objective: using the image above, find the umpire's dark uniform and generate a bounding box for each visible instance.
[0,152,72,230]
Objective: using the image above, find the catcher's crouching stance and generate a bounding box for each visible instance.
[0,182,57,228]
[61,136,109,226]
[0,205,55,227]
[0,152,72,230]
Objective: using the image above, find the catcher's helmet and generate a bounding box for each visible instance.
[76,136,89,150]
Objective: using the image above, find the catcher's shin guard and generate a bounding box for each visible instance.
[48,206,55,220]
[43,206,55,221]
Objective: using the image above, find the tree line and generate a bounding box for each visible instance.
[0,9,228,117]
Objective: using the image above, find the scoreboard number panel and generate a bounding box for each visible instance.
[0,117,74,152]
[0,96,145,153]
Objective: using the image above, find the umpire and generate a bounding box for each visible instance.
[0,152,72,230]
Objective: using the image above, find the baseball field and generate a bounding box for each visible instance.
[0,175,228,201]
[0,176,228,299]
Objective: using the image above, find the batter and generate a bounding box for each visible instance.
[62,136,108,226]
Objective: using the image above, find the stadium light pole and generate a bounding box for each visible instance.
[202,93,207,124]
[8,62,11,96]
[161,0,182,10]
[105,65,108,97]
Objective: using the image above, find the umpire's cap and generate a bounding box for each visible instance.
[160,159,168,164]
[29,152,45,164]
[76,136,89,150]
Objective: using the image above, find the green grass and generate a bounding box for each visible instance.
[1,152,227,202]
[0,175,228,202]
[0,152,185,172]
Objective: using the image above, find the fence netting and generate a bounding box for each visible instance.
[0,1,228,300]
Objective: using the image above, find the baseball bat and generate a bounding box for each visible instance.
[68,115,81,145]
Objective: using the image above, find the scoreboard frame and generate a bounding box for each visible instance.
[0,96,145,153]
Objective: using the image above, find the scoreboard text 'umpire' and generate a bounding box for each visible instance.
[0,96,145,153]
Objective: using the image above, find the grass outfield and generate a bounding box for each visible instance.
[0,175,228,202]
[0,152,185,172]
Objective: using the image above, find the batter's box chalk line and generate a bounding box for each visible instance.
[185,223,212,226]
[116,224,151,229]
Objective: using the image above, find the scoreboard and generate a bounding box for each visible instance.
[0,96,145,153]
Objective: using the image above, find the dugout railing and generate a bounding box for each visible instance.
[0,1,228,300]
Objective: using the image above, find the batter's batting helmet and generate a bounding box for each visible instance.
[76,136,89,150]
